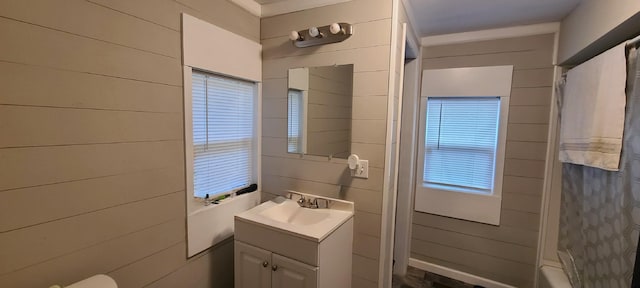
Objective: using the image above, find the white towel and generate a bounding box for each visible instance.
[559,43,627,171]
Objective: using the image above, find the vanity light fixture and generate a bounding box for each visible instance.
[289,22,353,48]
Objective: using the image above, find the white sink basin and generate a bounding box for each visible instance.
[258,200,331,226]
[235,192,354,242]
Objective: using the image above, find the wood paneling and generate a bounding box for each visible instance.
[507,123,549,142]
[0,17,182,86]
[261,156,385,192]
[504,159,546,178]
[0,141,184,192]
[503,176,545,195]
[0,62,182,113]
[352,254,380,282]
[412,212,539,247]
[424,34,554,58]
[502,193,543,214]
[0,192,183,274]
[354,210,382,237]
[353,233,381,260]
[352,275,378,288]
[510,87,553,106]
[509,106,551,124]
[0,166,184,232]
[0,106,182,148]
[87,0,259,41]
[351,119,388,144]
[0,219,184,287]
[109,242,186,287]
[413,239,536,286]
[411,225,537,264]
[506,141,548,160]
[413,34,554,287]
[500,209,540,231]
[353,70,390,96]
[145,239,235,288]
[0,0,181,58]
[423,49,554,70]
[512,68,555,88]
[0,0,259,287]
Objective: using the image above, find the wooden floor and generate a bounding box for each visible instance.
[392,267,477,288]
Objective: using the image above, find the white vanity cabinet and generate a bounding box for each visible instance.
[234,241,272,288]
[235,241,317,288]
[272,253,318,288]
[234,195,354,288]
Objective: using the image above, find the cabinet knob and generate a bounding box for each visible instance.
[262,261,268,267]
[271,265,278,271]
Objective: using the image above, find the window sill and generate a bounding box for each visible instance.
[187,191,260,257]
[423,182,491,196]
[414,186,501,225]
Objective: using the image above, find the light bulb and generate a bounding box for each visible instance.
[329,23,342,34]
[308,27,320,38]
[289,30,301,41]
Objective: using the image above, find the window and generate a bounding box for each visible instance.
[182,13,262,257]
[415,66,513,225]
[288,89,304,153]
[424,97,500,194]
[191,71,256,198]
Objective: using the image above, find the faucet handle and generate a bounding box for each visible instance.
[287,191,302,199]
[297,195,306,206]
[313,198,330,209]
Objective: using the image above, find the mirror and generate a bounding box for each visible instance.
[287,64,354,159]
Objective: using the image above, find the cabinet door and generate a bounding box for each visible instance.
[271,254,318,288]
[235,241,271,288]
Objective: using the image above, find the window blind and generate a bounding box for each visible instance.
[192,71,255,198]
[287,89,303,153]
[424,97,500,193]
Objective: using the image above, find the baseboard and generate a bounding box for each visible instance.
[408,258,516,288]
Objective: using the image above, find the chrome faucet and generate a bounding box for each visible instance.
[298,196,314,208]
[286,191,330,209]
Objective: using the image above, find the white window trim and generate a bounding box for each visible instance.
[182,13,262,257]
[415,66,513,225]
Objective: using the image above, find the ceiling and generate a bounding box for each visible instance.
[405,0,583,36]
[238,0,583,36]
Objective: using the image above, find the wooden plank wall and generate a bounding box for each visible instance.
[0,0,258,287]
[260,1,393,286]
[412,34,555,288]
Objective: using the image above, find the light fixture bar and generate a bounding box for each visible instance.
[289,22,353,48]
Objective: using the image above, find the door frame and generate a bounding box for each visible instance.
[391,23,421,276]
